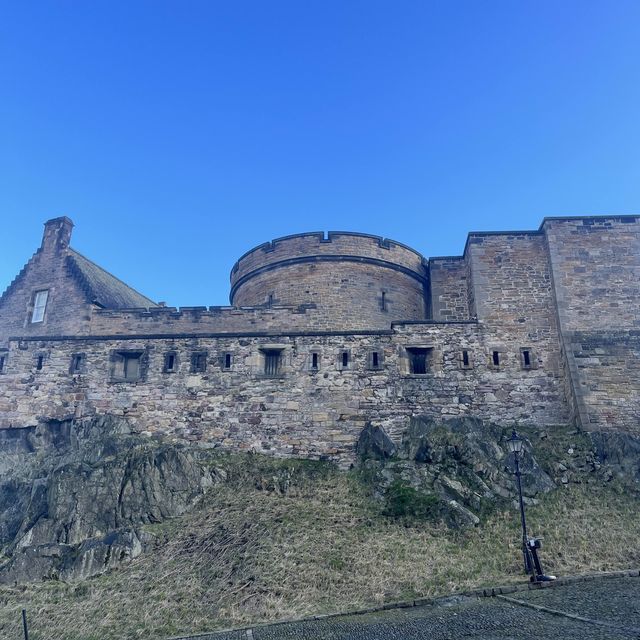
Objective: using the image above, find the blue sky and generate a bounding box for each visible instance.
[1,1,639,306]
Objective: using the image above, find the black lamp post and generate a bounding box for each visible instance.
[506,429,533,575]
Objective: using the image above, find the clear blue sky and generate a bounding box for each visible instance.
[1,1,639,306]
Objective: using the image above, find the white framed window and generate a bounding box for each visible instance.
[31,290,49,323]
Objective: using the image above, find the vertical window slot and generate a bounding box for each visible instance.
[70,354,84,373]
[164,352,177,373]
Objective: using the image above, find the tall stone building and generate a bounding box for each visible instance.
[0,215,638,464]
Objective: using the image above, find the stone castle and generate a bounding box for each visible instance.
[0,215,638,465]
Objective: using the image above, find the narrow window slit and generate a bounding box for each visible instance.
[70,354,83,373]
[492,351,500,367]
[164,352,177,373]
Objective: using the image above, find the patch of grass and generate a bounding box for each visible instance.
[0,453,639,640]
[382,480,440,521]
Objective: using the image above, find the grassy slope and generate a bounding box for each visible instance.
[1,439,639,640]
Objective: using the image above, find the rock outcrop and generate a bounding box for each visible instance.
[358,417,555,527]
[0,416,215,584]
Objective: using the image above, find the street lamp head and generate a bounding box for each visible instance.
[507,429,524,455]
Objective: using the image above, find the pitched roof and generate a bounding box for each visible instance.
[67,249,158,309]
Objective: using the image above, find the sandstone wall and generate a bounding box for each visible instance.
[429,257,470,321]
[464,232,562,378]
[563,331,640,432]
[231,261,426,330]
[543,217,640,332]
[0,322,567,465]
[543,217,640,433]
[466,233,556,330]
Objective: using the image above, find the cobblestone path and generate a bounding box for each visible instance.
[187,575,640,640]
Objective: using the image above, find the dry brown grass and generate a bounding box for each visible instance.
[0,456,638,640]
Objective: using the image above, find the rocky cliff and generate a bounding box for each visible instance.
[0,416,215,583]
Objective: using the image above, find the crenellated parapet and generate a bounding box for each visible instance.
[88,303,327,335]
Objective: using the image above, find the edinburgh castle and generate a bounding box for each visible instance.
[1,215,638,465]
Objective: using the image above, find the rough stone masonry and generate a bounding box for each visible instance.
[0,215,638,465]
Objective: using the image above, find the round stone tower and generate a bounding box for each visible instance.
[230,232,428,330]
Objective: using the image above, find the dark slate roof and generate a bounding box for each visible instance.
[67,249,158,309]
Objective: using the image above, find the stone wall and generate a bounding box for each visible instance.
[0,322,568,466]
[564,331,640,433]
[544,217,640,332]
[232,261,427,330]
[429,257,470,321]
[466,232,556,330]
[543,217,640,432]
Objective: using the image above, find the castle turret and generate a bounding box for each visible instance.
[230,232,428,330]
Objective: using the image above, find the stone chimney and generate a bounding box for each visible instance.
[41,217,74,253]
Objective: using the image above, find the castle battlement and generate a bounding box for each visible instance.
[86,303,324,336]
[231,231,427,278]
[1,215,639,463]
